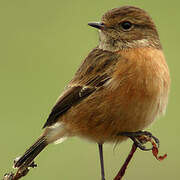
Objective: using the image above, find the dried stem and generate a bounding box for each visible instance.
[113,143,137,180]
[2,161,37,180]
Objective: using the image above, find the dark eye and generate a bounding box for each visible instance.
[120,21,133,31]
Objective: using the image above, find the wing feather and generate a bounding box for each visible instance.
[43,48,119,128]
[43,86,95,128]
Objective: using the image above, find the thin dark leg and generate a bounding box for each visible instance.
[113,143,137,180]
[98,143,105,180]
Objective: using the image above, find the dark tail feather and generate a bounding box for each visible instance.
[14,136,48,168]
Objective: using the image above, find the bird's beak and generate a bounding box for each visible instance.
[88,22,105,30]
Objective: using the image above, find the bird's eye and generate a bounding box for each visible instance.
[120,21,133,31]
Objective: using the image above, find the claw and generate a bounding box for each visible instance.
[118,131,160,151]
[114,130,167,180]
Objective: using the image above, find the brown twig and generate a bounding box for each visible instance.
[2,160,37,180]
[113,143,137,180]
[3,169,29,180]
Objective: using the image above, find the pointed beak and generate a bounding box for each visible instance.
[88,22,105,30]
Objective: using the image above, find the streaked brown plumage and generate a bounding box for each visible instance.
[14,6,170,180]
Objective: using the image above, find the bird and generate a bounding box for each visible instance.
[14,6,170,180]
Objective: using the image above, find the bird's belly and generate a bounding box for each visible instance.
[61,86,163,143]
[57,48,170,143]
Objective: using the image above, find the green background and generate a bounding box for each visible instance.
[0,0,179,179]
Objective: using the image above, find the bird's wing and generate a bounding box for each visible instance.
[43,48,119,128]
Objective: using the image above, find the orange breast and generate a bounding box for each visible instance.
[108,47,170,131]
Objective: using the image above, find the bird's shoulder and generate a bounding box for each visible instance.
[71,47,120,85]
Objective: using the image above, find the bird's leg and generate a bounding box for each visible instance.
[98,143,105,180]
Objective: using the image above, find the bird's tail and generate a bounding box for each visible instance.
[14,135,48,168]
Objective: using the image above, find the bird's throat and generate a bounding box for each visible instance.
[98,31,161,52]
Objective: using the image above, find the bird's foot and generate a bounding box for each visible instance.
[118,130,167,161]
[114,130,167,180]
[118,130,159,151]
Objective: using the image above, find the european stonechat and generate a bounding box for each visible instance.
[14,6,170,180]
